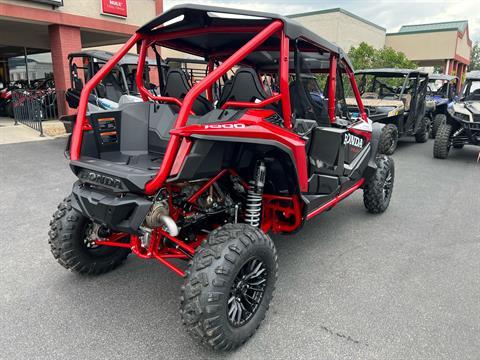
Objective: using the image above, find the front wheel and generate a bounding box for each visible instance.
[48,195,130,275]
[415,116,430,143]
[432,114,446,138]
[180,223,277,351]
[363,155,394,214]
[378,124,399,155]
[433,124,452,159]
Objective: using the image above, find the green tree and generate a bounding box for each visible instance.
[348,42,417,70]
[470,41,480,70]
[347,42,377,70]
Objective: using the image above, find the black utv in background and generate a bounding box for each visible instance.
[348,69,429,155]
[434,71,480,159]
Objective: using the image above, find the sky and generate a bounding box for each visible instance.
[25,0,478,63]
[165,0,480,41]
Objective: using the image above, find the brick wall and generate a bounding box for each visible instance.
[49,25,82,116]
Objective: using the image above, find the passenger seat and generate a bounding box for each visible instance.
[217,67,278,112]
[163,69,213,115]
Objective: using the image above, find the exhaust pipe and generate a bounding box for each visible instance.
[145,202,179,237]
[157,214,179,237]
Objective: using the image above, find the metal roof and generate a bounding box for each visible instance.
[428,74,457,81]
[137,4,353,68]
[356,68,428,76]
[397,20,468,34]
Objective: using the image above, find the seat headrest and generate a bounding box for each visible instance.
[220,67,269,105]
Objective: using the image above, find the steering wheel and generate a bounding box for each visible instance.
[378,81,395,95]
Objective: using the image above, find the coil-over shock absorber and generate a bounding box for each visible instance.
[245,160,266,227]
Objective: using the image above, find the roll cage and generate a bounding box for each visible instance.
[427,74,458,99]
[356,69,428,100]
[461,73,480,101]
[70,5,367,196]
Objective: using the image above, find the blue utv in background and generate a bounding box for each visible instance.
[425,74,459,137]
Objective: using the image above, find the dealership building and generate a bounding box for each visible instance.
[386,21,471,80]
[288,8,387,50]
[0,0,162,115]
[290,8,472,84]
[0,2,474,118]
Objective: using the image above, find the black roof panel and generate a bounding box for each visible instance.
[137,4,352,68]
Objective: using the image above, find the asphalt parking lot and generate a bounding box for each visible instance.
[1,137,479,360]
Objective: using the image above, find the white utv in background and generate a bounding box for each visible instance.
[434,71,480,159]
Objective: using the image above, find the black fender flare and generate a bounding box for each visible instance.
[364,122,384,181]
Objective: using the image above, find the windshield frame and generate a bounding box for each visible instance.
[357,73,409,100]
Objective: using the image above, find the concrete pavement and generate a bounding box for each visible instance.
[0,137,479,359]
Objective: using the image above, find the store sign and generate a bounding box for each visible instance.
[27,0,63,6]
[101,0,128,18]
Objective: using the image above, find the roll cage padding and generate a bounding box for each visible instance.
[293,46,330,127]
[217,67,276,110]
[71,64,84,92]
[164,69,213,115]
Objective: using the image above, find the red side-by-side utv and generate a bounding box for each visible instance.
[49,5,394,351]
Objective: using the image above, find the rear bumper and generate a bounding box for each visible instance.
[71,181,152,234]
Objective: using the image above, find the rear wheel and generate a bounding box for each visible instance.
[415,116,430,143]
[48,195,130,275]
[363,155,394,214]
[180,223,277,351]
[378,124,398,155]
[433,124,452,159]
[432,114,446,138]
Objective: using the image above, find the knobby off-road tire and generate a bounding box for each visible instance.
[415,116,430,143]
[180,223,277,351]
[363,155,394,214]
[378,124,398,155]
[48,195,130,275]
[433,124,452,159]
[432,114,446,138]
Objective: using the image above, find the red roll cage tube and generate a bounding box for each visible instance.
[70,20,367,197]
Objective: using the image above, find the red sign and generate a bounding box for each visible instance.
[101,0,127,17]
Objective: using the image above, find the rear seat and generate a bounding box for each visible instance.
[73,100,240,192]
